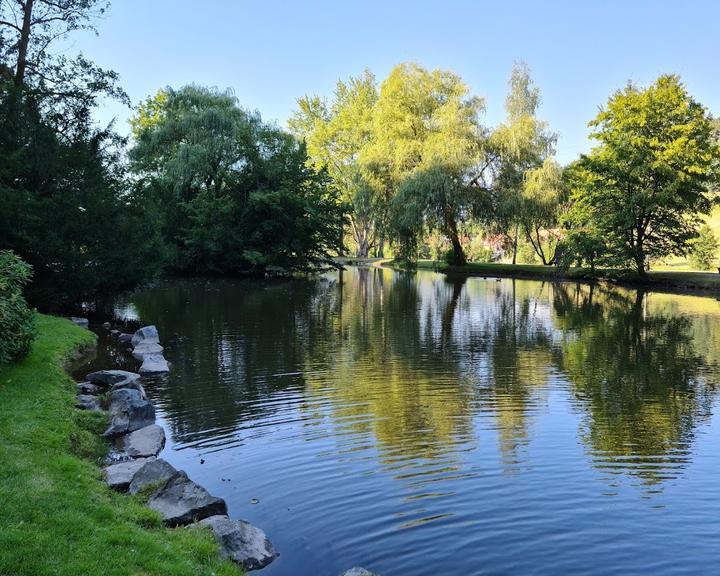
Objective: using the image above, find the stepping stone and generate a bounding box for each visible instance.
[77,381,101,395]
[118,333,133,344]
[128,458,177,495]
[103,457,156,491]
[148,471,226,526]
[117,424,165,458]
[110,329,120,336]
[86,370,140,389]
[102,322,111,329]
[132,343,164,361]
[139,353,169,374]
[340,569,378,576]
[104,390,155,437]
[131,325,160,347]
[198,515,277,571]
[75,394,101,411]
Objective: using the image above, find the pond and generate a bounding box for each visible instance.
[83,266,720,575]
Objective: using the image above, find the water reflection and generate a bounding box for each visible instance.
[92,267,720,576]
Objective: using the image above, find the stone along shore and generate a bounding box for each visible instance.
[72,321,378,575]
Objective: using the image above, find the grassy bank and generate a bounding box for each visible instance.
[0,315,240,576]
[382,259,720,293]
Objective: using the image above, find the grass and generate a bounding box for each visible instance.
[0,314,242,576]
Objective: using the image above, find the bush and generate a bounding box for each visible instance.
[0,251,36,363]
[465,235,493,263]
[689,224,719,270]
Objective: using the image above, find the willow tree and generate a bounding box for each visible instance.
[363,63,485,262]
[489,63,556,263]
[572,75,719,276]
[289,70,379,257]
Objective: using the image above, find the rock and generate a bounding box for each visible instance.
[198,515,277,570]
[86,370,140,389]
[70,317,88,328]
[131,325,160,347]
[339,569,378,576]
[118,424,165,458]
[75,394,102,411]
[110,329,120,336]
[103,457,156,491]
[148,471,227,526]
[109,378,147,398]
[139,353,169,374]
[128,458,177,495]
[102,321,111,329]
[132,342,164,361]
[104,392,155,437]
[76,381,101,395]
[118,333,133,344]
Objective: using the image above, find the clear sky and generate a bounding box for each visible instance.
[72,0,720,164]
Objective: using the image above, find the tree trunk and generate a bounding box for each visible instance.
[511,224,519,265]
[377,234,385,258]
[445,209,466,265]
[356,238,369,258]
[14,0,34,89]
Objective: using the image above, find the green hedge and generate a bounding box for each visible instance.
[0,250,36,363]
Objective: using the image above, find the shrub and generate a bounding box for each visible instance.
[0,251,36,363]
[689,224,719,270]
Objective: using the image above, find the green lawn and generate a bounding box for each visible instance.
[0,314,241,576]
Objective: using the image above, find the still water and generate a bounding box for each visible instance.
[89,267,720,575]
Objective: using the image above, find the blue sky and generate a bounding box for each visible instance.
[73,0,720,163]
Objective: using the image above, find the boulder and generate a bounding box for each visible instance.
[102,322,111,329]
[132,342,164,361]
[198,515,277,571]
[339,569,378,576]
[70,317,88,328]
[75,394,102,411]
[103,457,156,491]
[128,458,177,495]
[86,370,140,389]
[131,325,160,347]
[109,378,147,398]
[110,329,120,336]
[118,424,165,458]
[147,471,226,526]
[139,353,170,374]
[76,381,101,395]
[104,394,155,438]
[118,333,133,344]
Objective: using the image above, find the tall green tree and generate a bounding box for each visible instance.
[130,85,346,274]
[571,75,719,276]
[289,70,379,257]
[363,63,485,262]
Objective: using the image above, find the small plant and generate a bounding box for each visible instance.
[0,250,36,363]
[689,224,719,270]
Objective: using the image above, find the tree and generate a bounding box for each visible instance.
[487,63,556,264]
[363,63,485,262]
[289,70,380,257]
[571,75,719,276]
[689,224,718,270]
[130,85,346,275]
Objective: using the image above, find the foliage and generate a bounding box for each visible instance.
[0,250,36,363]
[130,85,346,274]
[689,223,719,270]
[568,75,719,276]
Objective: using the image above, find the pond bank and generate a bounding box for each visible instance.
[374,259,720,296]
[0,315,243,576]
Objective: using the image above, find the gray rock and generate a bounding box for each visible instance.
[148,471,227,526]
[70,317,88,328]
[104,394,155,438]
[118,333,133,344]
[340,569,378,576]
[77,381,101,395]
[132,342,164,361]
[102,322,111,329]
[109,378,147,398]
[75,394,102,411]
[110,329,120,336]
[128,458,177,495]
[86,370,141,389]
[118,424,165,458]
[198,515,277,571]
[131,325,160,347]
[103,457,156,491]
[139,353,170,373]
